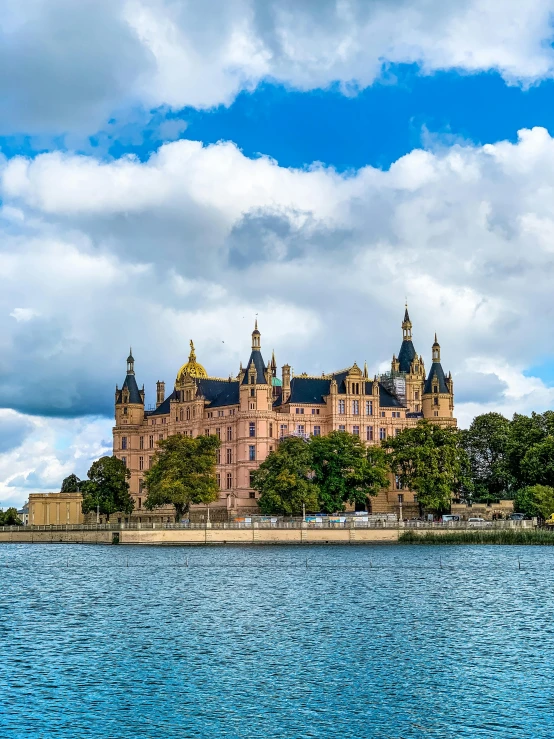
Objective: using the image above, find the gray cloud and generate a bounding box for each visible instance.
[0,414,33,454]
[452,371,509,405]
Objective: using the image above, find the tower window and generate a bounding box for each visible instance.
[250,388,255,397]
[249,445,256,461]
[269,422,273,437]
[121,437,127,450]
[434,397,439,406]
[249,422,256,437]
[433,385,438,394]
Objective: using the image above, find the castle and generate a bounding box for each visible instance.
[113,307,455,521]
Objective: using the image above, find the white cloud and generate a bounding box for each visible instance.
[9,308,39,322]
[1,0,554,134]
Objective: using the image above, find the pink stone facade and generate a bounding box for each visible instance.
[113,309,455,520]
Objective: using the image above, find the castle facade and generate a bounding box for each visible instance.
[113,308,455,521]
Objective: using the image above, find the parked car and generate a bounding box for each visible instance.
[467,517,491,527]
[509,513,525,521]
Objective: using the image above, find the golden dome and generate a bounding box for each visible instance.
[176,340,208,383]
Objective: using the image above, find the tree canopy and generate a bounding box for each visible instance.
[461,412,512,502]
[310,431,389,513]
[514,485,554,519]
[253,436,319,516]
[81,456,133,521]
[253,431,388,515]
[61,473,81,493]
[383,420,469,513]
[0,508,22,526]
[506,411,554,489]
[144,434,220,521]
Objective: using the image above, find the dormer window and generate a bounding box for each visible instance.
[433,385,438,394]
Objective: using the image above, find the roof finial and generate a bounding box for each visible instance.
[363,361,368,379]
[252,317,261,350]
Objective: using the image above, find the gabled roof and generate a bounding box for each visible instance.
[424,363,449,394]
[116,373,143,405]
[397,340,416,373]
[378,383,405,408]
[288,377,331,404]
[204,381,240,408]
[241,350,267,385]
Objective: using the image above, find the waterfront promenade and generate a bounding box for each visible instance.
[0,520,534,545]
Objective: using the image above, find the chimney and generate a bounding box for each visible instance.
[156,381,165,408]
[282,364,291,403]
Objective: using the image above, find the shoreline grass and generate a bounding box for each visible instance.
[399,529,554,545]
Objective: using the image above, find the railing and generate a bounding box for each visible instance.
[0,520,535,532]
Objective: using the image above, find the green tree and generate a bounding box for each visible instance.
[310,431,389,513]
[0,508,22,526]
[514,485,554,519]
[81,456,133,521]
[144,434,220,522]
[462,413,512,502]
[253,436,319,516]
[506,411,554,488]
[521,437,554,488]
[383,420,470,513]
[61,473,81,493]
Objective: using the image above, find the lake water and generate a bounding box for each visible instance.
[1,543,553,738]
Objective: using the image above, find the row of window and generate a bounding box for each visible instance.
[295,408,320,415]
[122,434,166,451]
[337,400,375,415]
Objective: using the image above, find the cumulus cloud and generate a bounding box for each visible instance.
[1,127,554,443]
[1,0,554,134]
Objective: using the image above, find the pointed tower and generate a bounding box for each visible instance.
[396,305,416,373]
[422,334,455,423]
[389,305,425,413]
[115,348,145,426]
[240,320,270,412]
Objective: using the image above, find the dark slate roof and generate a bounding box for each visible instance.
[404,307,410,323]
[241,350,267,385]
[332,370,349,393]
[147,389,177,416]
[397,340,416,373]
[288,377,331,404]
[204,381,240,408]
[116,373,143,405]
[424,363,449,394]
[378,384,405,408]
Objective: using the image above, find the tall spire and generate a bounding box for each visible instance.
[126,347,135,375]
[252,318,261,351]
[402,304,412,341]
[432,333,441,362]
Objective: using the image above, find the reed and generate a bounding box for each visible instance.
[399,528,554,545]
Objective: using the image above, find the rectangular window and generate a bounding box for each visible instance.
[216,428,221,439]
[395,475,403,490]
[162,417,166,424]
[227,426,232,441]
[149,435,154,449]
[280,424,288,438]
[123,407,127,416]
[434,410,439,417]
[395,428,401,437]
[366,400,373,416]
[226,473,232,490]
[296,425,305,435]
[216,473,221,488]
[366,426,374,441]
[121,456,126,466]
[138,498,142,509]
[250,403,255,410]
[218,410,224,417]
[338,400,345,414]
[139,436,144,450]
[295,407,304,414]
[339,424,346,432]
[249,471,256,487]
[379,428,386,440]
[226,448,232,464]
[121,436,127,450]
[249,445,256,461]
[158,433,163,441]
[149,456,153,469]
[250,388,255,397]
[269,422,273,437]
[414,391,419,400]
[352,400,359,415]
[434,397,439,406]
[381,411,386,418]
[205,428,209,436]
[249,422,256,437]
[398,493,404,504]
[139,456,144,471]
[313,425,321,436]
[352,425,360,436]
[216,449,221,464]
[249,491,256,499]
[152,419,156,425]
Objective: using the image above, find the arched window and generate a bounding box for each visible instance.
[179,409,184,421]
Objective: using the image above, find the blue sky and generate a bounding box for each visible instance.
[3,0,554,506]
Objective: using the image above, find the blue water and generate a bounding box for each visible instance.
[1,544,553,738]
